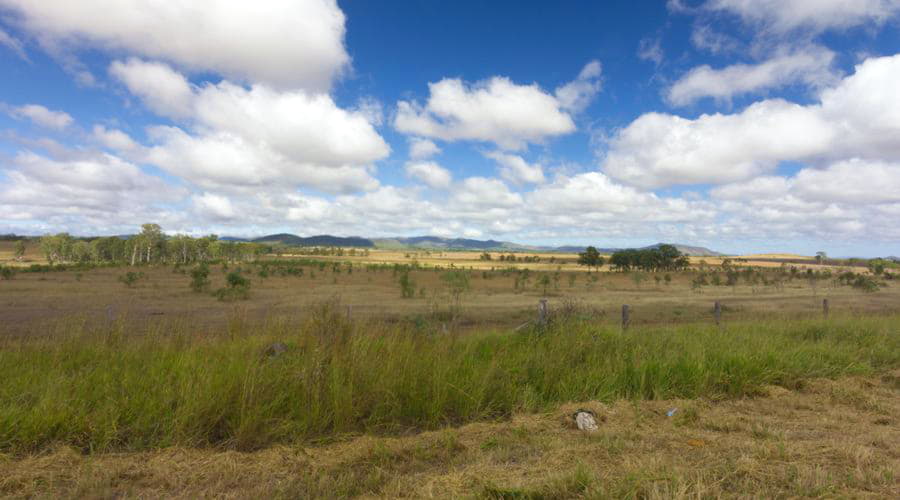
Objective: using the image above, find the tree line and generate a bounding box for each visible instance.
[35,224,271,265]
[578,244,690,272]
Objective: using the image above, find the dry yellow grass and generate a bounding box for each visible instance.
[2,372,897,498]
[1,248,896,336]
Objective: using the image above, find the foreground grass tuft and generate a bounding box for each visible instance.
[1,306,898,454]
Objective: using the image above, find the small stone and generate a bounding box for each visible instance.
[574,410,599,432]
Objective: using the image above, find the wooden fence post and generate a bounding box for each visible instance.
[538,299,548,326]
[106,305,114,323]
[823,298,829,318]
[346,305,353,321]
[622,304,630,330]
[714,301,722,326]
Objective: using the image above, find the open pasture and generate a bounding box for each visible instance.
[1,247,897,335]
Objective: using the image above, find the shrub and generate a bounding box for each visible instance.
[0,266,15,280]
[118,271,144,288]
[214,270,250,301]
[189,264,211,293]
[398,269,415,298]
[852,275,880,293]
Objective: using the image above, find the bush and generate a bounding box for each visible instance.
[852,275,880,293]
[398,269,415,298]
[0,266,15,280]
[118,271,144,288]
[214,270,250,301]
[189,264,211,293]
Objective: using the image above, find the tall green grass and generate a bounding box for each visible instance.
[1,303,898,453]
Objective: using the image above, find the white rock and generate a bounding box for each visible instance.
[574,411,598,432]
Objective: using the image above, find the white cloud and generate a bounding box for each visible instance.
[7,104,73,130]
[708,160,900,241]
[394,76,577,150]
[109,59,194,118]
[554,60,603,112]
[667,46,837,106]
[690,25,741,54]
[451,177,523,209]
[405,161,452,189]
[92,125,139,151]
[603,53,900,189]
[527,172,713,223]
[603,99,834,189]
[0,27,26,60]
[637,37,664,65]
[485,151,545,185]
[706,0,900,34]
[0,0,349,90]
[143,126,380,194]
[408,137,441,160]
[192,192,236,220]
[107,63,389,193]
[0,151,184,220]
[793,159,900,204]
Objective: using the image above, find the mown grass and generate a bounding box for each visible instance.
[1,303,898,454]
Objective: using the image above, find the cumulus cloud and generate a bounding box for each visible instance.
[405,161,452,189]
[667,45,838,106]
[0,150,184,226]
[92,125,139,151]
[408,137,441,160]
[603,100,834,189]
[708,159,900,241]
[108,62,389,193]
[554,60,603,112]
[484,151,545,185]
[192,192,236,221]
[394,61,601,150]
[109,59,194,118]
[792,159,900,204]
[603,53,900,189]
[0,0,349,90]
[451,177,523,209]
[527,172,713,223]
[6,104,73,130]
[706,0,900,34]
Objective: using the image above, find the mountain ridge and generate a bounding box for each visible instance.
[218,234,723,256]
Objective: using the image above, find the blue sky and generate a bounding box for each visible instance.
[1,0,899,256]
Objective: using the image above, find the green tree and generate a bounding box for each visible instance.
[577,246,604,271]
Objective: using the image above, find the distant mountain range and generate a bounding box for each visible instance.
[221,233,374,247]
[219,233,723,256]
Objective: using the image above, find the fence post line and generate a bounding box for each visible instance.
[538,299,548,326]
[622,304,630,331]
[714,301,722,327]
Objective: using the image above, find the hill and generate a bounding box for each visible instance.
[252,234,374,247]
[372,236,535,251]
[216,233,721,255]
[221,234,374,247]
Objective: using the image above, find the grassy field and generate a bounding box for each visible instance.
[1,244,898,497]
[1,246,896,335]
[3,372,897,498]
[1,312,899,497]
